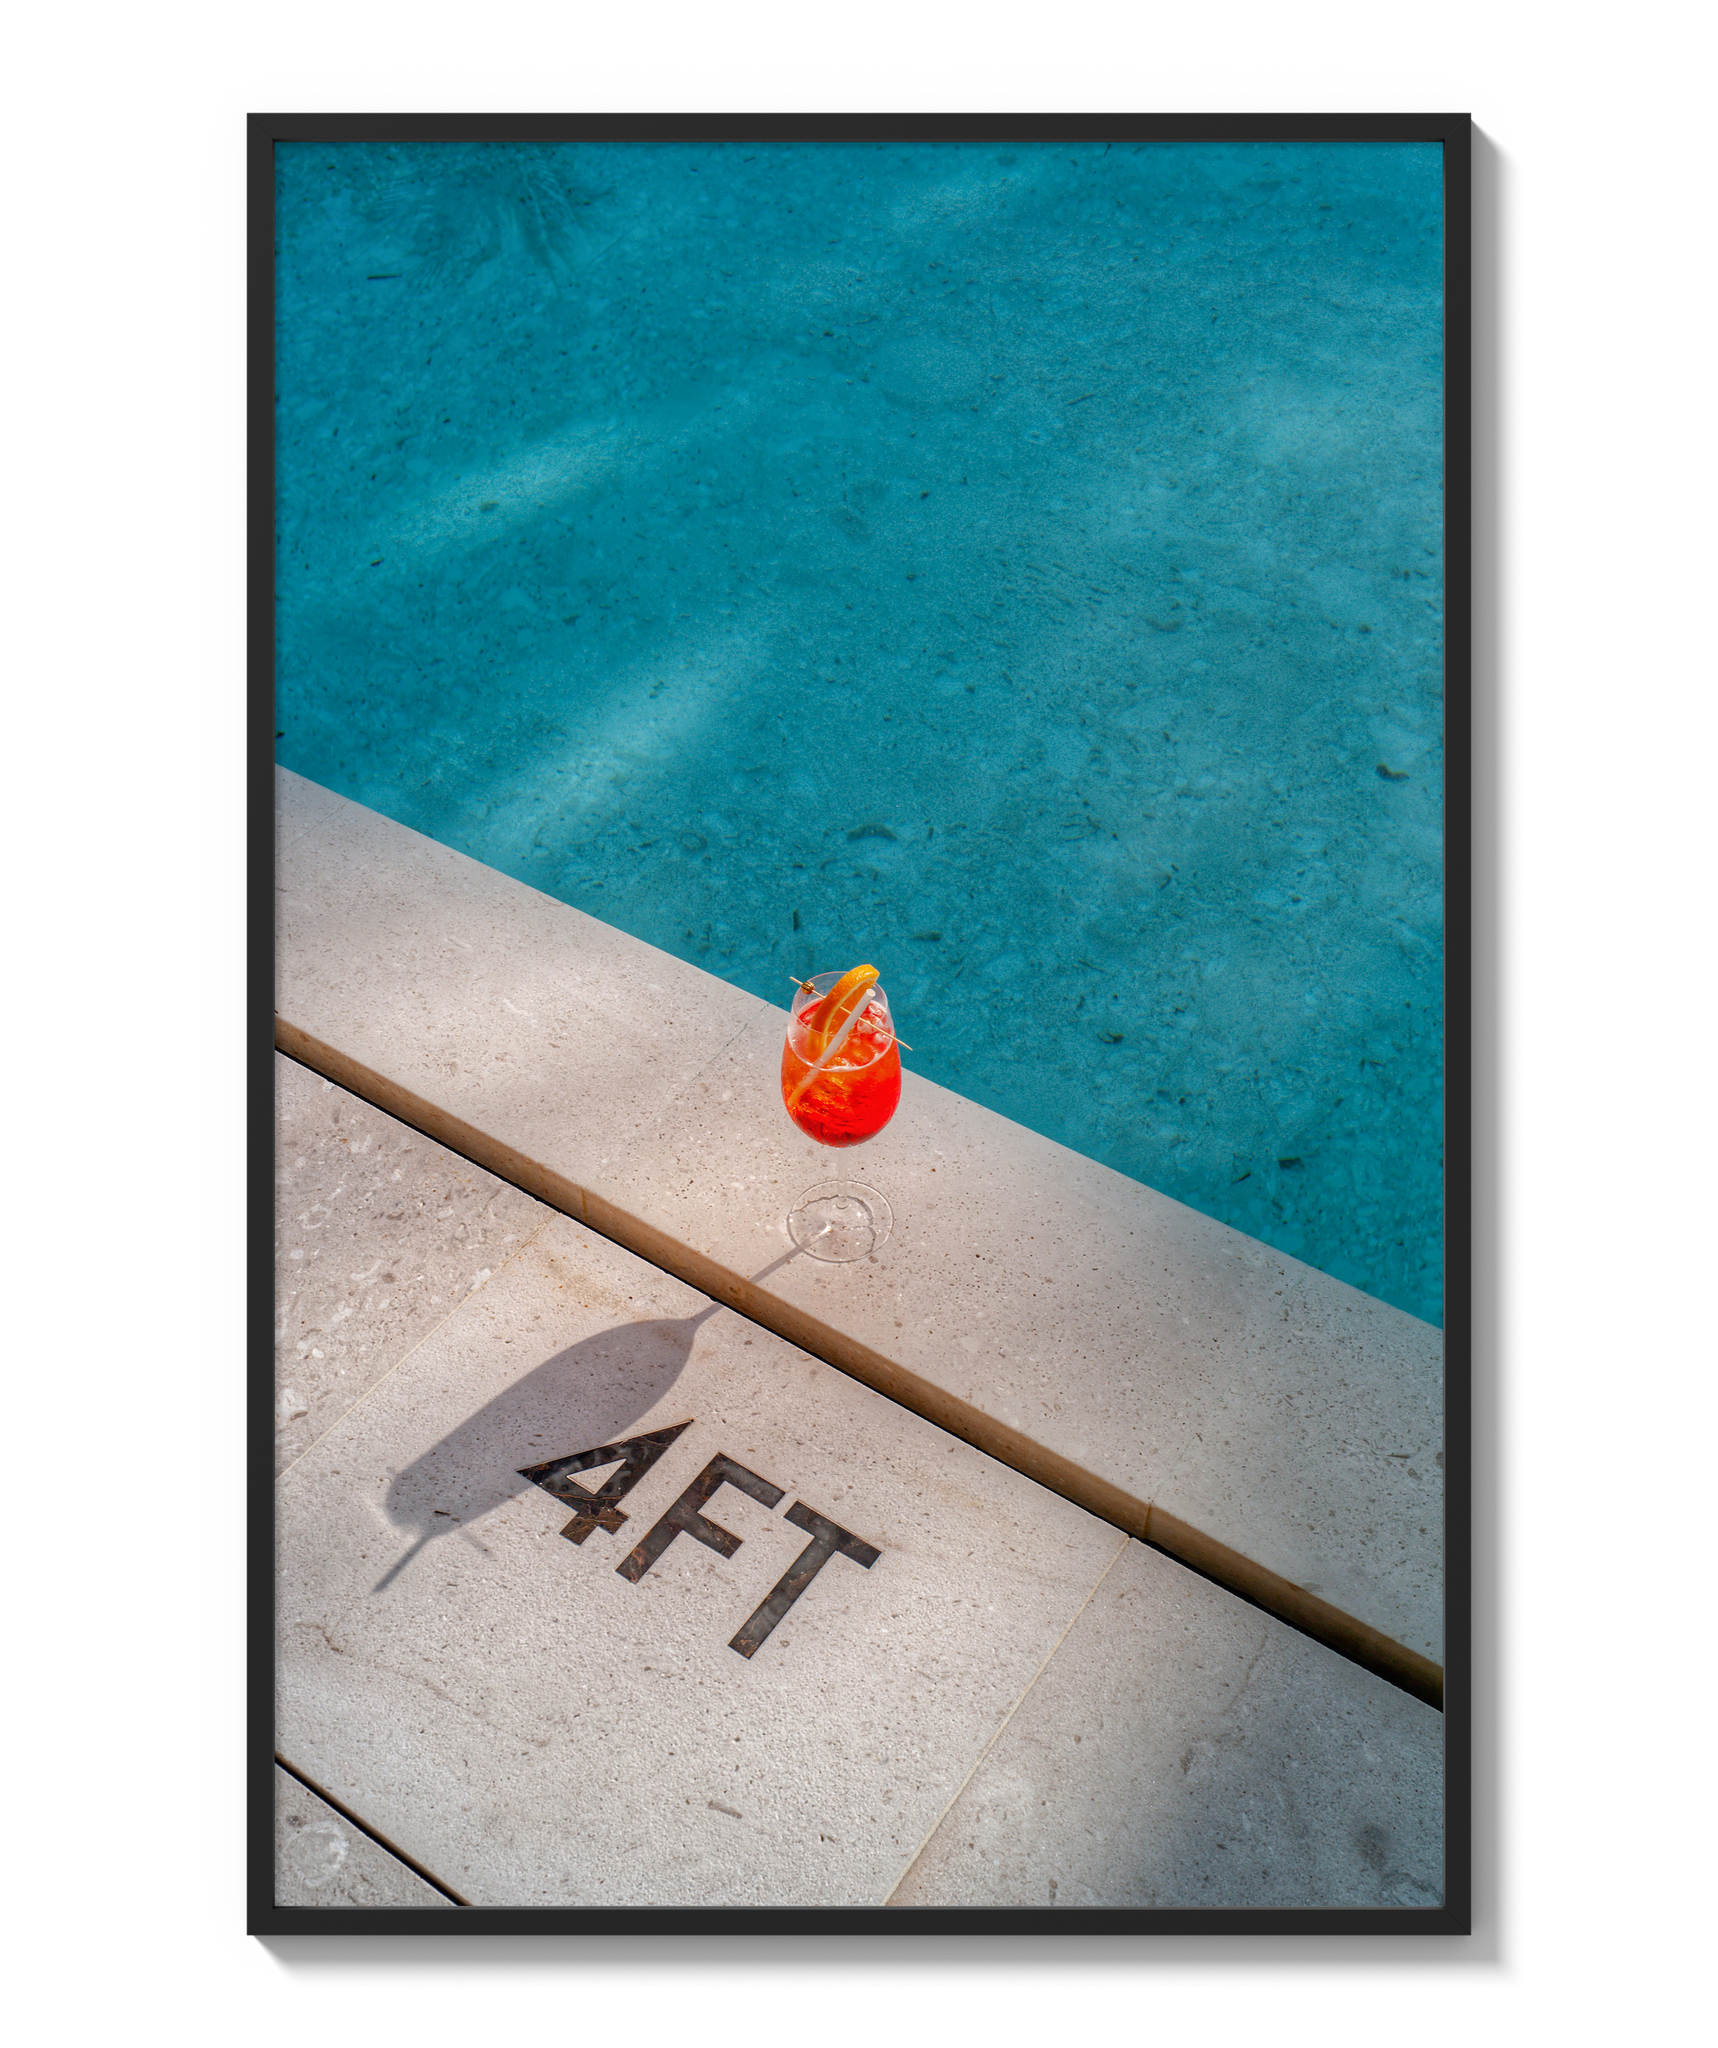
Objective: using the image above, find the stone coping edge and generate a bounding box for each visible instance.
[274,1014,1443,1715]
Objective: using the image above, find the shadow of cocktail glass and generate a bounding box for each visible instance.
[373,1250,800,1592]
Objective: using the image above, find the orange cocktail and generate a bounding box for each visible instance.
[781,985,902,1146]
[781,966,902,1261]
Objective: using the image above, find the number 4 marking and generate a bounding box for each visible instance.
[517,1421,693,1544]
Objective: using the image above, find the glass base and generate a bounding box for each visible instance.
[786,1181,893,1262]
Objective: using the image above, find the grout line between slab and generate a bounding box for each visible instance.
[273,1206,555,1485]
[880,1531,1132,1906]
[275,1755,472,1906]
[274,1018,1443,1712]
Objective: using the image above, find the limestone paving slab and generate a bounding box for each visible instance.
[275,1765,456,1908]
[275,1053,549,1472]
[276,768,1442,1670]
[277,766,768,1179]
[889,1540,1443,1911]
[277,1210,1129,1908]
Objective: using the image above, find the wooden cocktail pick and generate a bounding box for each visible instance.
[786,975,912,1050]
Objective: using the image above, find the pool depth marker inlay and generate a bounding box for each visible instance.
[521,1426,884,1659]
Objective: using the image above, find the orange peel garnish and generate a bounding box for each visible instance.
[804,963,880,1041]
[787,973,911,1050]
[786,964,891,1113]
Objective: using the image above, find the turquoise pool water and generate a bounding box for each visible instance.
[274,138,1445,1326]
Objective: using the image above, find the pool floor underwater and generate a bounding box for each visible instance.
[274,138,1446,1325]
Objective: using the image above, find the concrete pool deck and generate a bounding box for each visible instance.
[272,765,1447,1910]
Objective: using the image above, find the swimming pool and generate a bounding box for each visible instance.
[274,137,1445,1326]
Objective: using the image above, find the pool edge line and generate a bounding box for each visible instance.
[274,1014,1444,1714]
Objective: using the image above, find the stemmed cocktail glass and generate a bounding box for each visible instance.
[780,967,901,1261]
